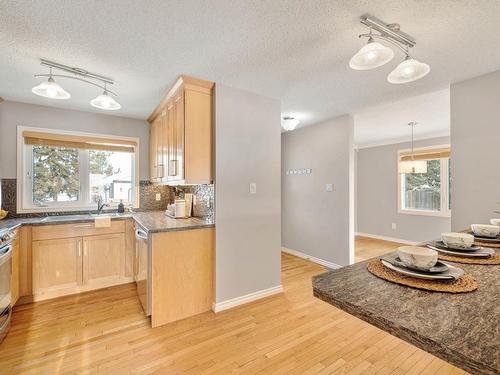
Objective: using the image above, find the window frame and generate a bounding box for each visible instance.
[17,126,140,214]
[397,144,451,218]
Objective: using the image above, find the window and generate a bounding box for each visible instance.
[398,145,451,217]
[18,127,139,213]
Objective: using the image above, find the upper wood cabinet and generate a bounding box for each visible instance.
[148,75,214,185]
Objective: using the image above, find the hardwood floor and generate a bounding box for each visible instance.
[355,236,405,263]
[0,253,466,374]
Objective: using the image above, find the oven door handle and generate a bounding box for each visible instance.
[0,306,11,332]
[0,244,12,267]
[135,229,148,240]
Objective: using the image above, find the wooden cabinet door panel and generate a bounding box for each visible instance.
[32,237,82,294]
[83,233,124,286]
[172,91,185,181]
[10,231,20,305]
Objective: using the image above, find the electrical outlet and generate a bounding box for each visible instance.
[391,222,397,230]
[326,183,333,192]
[249,183,257,194]
[155,193,161,201]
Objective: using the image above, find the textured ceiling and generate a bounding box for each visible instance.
[1,0,499,134]
[355,88,450,147]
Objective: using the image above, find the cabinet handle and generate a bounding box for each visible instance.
[158,164,164,178]
[74,224,92,228]
[169,160,177,176]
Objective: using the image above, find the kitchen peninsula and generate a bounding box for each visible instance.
[312,254,499,375]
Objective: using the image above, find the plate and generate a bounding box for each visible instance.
[432,240,481,252]
[427,244,494,258]
[380,260,463,280]
[383,255,449,273]
[466,230,500,242]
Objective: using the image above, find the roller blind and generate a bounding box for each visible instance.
[23,131,137,153]
[399,147,450,162]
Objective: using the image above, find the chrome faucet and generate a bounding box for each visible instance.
[97,198,110,215]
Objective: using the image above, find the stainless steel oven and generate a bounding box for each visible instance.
[0,229,14,343]
[134,224,151,316]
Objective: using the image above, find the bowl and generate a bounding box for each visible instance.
[0,210,8,220]
[441,232,475,249]
[397,246,438,271]
[490,219,500,226]
[471,224,500,238]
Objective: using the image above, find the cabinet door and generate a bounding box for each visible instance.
[167,101,176,180]
[172,91,185,181]
[83,234,124,287]
[149,118,158,182]
[33,237,83,296]
[156,115,164,181]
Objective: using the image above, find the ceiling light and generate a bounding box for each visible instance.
[33,59,120,109]
[32,75,70,100]
[90,90,121,110]
[349,38,394,70]
[387,57,430,84]
[350,15,430,84]
[282,117,300,131]
[399,121,427,174]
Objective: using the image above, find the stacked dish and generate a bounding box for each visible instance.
[427,232,495,258]
[381,246,464,281]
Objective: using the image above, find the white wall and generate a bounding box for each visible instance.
[356,137,451,243]
[0,101,150,179]
[214,84,282,305]
[451,70,500,230]
[282,115,355,267]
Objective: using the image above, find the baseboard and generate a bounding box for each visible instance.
[355,232,419,245]
[213,285,283,313]
[281,247,342,269]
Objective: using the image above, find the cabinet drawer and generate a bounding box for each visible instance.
[32,220,125,241]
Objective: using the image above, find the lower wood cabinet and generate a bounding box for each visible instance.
[10,229,20,306]
[31,222,133,302]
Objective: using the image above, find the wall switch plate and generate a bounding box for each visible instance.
[391,222,397,230]
[155,193,161,201]
[326,184,333,192]
[249,183,257,194]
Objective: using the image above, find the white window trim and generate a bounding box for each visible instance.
[16,126,140,214]
[397,144,451,218]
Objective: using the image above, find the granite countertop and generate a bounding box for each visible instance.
[132,211,214,233]
[312,252,499,375]
[0,211,214,233]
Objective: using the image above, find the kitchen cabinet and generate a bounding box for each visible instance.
[148,75,213,185]
[151,227,214,327]
[32,237,82,297]
[30,220,132,302]
[10,229,20,306]
[83,234,124,287]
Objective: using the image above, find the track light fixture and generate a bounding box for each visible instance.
[32,59,121,110]
[350,15,430,84]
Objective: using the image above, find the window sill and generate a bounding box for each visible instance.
[17,203,138,214]
[398,209,451,218]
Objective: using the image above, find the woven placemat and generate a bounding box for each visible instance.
[438,253,500,265]
[474,240,500,248]
[367,260,477,293]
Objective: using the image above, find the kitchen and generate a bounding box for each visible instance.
[1,1,499,374]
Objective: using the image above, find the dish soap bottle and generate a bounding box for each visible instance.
[117,200,125,213]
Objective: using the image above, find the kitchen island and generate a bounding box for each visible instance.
[312,253,499,375]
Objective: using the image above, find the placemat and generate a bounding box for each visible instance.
[438,253,500,265]
[474,240,500,248]
[367,260,477,293]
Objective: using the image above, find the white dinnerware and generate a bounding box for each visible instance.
[397,246,438,271]
[441,232,474,249]
[471,224,500,238]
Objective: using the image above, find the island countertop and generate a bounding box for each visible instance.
[312,253,499,375]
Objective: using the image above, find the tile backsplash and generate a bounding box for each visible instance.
[1,178,214,219]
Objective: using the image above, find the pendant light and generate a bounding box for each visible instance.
[388,56,430,84]
[90,84,121,110]
[32,68,71,99]
[349,37,394,70]
[282,116,300,131]
[398,122,427,174]
[349,15,430,84]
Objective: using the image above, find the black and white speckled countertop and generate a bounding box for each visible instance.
[312,253,499,375]
[0,211,214,233]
